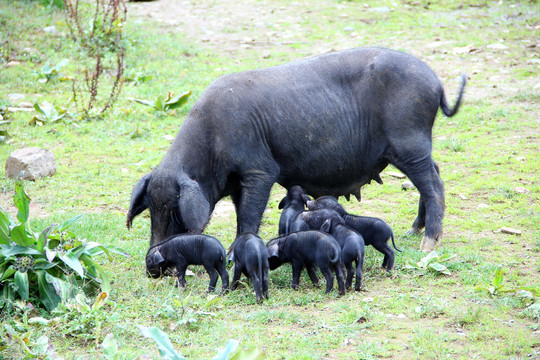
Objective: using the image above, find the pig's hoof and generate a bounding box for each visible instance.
[407,226,423,236]
[420,236,437,253]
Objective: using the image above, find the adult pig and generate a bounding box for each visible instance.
[127,47,466,251]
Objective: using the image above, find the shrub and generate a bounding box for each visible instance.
[0,179,128,312]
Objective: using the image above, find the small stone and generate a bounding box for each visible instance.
[402,180,414,190]
[8,94,25,102]
[514,187,529,194]
[17,102,34,108]
[343,26,354,32]
[185,269,195,276]
[387,171,406,179]
[43,26,58,34]
[499,227,522,235]
[459,194,468,200]
[453,44,477,54]
[478,203,489,209]
[487,43,508,50]
[5,147,56,181]
[6,61,21,67]
[396,313,407,319]
[163,134,175,142]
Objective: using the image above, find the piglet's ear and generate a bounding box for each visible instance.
[321,219,331,233]
[178,177,210,233]
[150,249,165,264]
[301,194,312,204]
[267,243,279,257]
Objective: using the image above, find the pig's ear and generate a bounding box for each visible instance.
[127,173,152,229]
[301,194,312,204]
[321,219,331,233]
[278,196,288,210]
[178,177,210,233]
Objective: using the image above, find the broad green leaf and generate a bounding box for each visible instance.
[132,98,156,107]
[0,245,41,257]
[493,266,504,288]
[33,335,49,355]
[102,333,119,358]
[14,180,31,224]
[230,347,266,360]
[428,262,451,275]
[14,271,29,300]
[9,224,35,246]
[1,267,16,281]
[33,102,47,116]
[155,96,164,111]
[0,207,12,244]
[54,59,69,70]
[28,317,53,326]
[37,271,61,311]
[166,91,192,110]
[33,261,56,270]
[45,272,76,305]
[138,325,187,360]
[417,251,439,269]
[74,293,91,312]
[59,250,85,277]
[80,254,110,292]
[436,254,457,263]
[37,225,55,252]
[211,339,239,360]
[57,214,84,231]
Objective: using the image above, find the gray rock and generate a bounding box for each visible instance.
[5,147,56,181]
[43,26,58,34]
[401,180,415,190]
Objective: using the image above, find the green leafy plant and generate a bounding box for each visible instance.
[405,251,457,275]
[133,91,191,116]
[54,292,115,342]
[474,266,514,296]
[138,326,265,360]
[124,70,153,86]
[0,300,61,357]
[0,179,128,312]
[32,59,69,83]
[27,101,68,126]
[154,293,223,331]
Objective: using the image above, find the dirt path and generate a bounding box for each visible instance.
[128,0,358,57]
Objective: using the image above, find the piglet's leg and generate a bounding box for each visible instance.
[334,264,346,295]
[217,263,230,293]
[306,264,320,287]
[175,263,188,288]
[344,262,354,289]
[319,265,335,293]
[291,262,303,290]
[205,266,219,292]
[263,269,269,299]
[231,264,243,290]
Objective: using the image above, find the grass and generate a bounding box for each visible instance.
[1,0,539,358]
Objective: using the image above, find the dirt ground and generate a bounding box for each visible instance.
[128,0,323,55]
